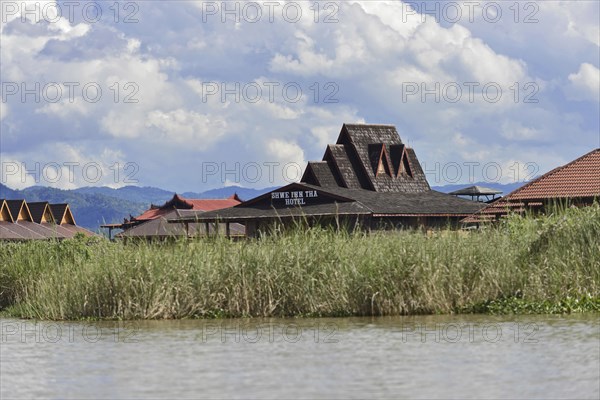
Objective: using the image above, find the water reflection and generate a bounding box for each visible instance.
[1,314,599,399]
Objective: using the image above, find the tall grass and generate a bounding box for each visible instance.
[1,205,599,320]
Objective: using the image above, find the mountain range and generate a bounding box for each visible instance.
[0,181,525,232]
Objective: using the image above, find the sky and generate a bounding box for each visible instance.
[1,0,599,193]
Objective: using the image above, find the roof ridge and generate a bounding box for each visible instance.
[343,123,396,127]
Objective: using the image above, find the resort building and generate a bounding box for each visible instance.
[0,199,96,240]
[463,148,600,225]
[105,194,244,240]
[170,124,485,236]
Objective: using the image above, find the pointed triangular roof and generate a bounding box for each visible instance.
[27,202,55,224]
[0,199,14,222]
[6,200,33,221]
[389,144,414,178]
[327,123,429,192]
[50,204,76,225]
[368,143,392,177]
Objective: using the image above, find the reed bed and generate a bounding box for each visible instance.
[1,205,599,320]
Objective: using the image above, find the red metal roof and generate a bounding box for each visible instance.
[133,194,242,221]
[134,208,172,221]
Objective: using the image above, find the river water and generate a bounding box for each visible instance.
[1,314,598,399]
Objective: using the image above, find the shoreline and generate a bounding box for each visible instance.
[2,298,599,322]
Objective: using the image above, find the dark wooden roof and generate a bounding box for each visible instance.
[318,185,485,215]
[0,199,14,222]
[27,202,53,223]
[170,183,484,223]
[172,202,371,222]
[49,204,69,223]
[325,144,365,189]
[301,161,340,188]
[339,124,403,145]
[6,200,29,221]
[302,124,430,193]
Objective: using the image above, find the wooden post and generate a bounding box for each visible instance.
[226,222,231,238]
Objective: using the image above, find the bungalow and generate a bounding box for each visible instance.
[0,199,96,240]
[463,148,600,225]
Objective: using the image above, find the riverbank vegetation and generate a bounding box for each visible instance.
[1,205,599,320]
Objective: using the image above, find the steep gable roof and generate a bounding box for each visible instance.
[324,144,366,189]
[301,161,341,187]
[28,202,55,224]
[6,200,33,221]
[0,200,96,240]
[50,204,76,225]
[368,143,393,177]
[321,123,430,192]
[0,200,14,222]
[389,144,413,178]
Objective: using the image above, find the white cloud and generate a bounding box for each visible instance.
[266,139,306,184]
[145,109,227,149]
[567,63,600,102]
[501,121,543,141]
[0,160,38,190]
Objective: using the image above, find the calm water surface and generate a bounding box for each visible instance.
[1,314,599,399]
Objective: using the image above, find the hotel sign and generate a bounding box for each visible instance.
[271,190,318,206]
